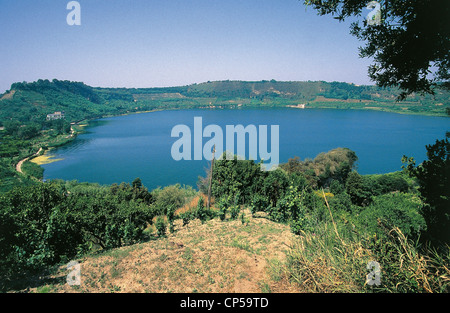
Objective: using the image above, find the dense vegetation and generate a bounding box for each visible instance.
[0,79,449,292]
[1,142,448,292]
[195,143,449,292]
[1,79,449,127]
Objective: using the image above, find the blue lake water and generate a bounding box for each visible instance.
[41,108,449,190]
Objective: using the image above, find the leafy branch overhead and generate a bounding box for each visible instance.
[304,0,450,99]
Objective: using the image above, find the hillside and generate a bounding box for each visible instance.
[1,147,449,294]
[1,79,449,127]
[12,210,300,293]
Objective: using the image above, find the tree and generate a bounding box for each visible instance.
[262,169,290,207]
[281,148,358,188]
[196,197,207,224]
[0,183,82,272]
[132,177,142,189]
[345,171,372,206]
[207,153,267,204]
[410,137,450,245]
[304,0,450,99]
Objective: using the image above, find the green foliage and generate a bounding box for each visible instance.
[329,179,345,195]
[217,196,231,221]
[0,183,80,272]
[363,228,449,293]
[230,205,241,220]
[209,154,267,205]
[0,178,156,280]
[155,216,166,237]
[180,211,192,226]
[250,193,270,215]
[240,212,248,225]
[356,193,426,241]
[304,0,450,98]
[21,160,44,180]
[261,169,290,207]
[345,171,373,206]
[167,205,176,233]
[196,197,207,224]
[151,184,186,216]
[328,191,353,213]
[281,148,358,188]
[68,193,152,250]
[284,219,449,293]
[407,137,450,245]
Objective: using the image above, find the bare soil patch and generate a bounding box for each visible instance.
[25,211,301,293]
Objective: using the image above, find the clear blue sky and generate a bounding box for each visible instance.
[0,0,374,93]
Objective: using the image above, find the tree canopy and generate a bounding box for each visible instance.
[304,0,450,99]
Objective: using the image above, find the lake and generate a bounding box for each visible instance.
[41,108,449,190]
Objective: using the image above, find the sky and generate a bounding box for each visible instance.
[0,0,375,93]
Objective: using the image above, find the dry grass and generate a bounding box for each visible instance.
[22,210,301,293]
[174,194,214,216]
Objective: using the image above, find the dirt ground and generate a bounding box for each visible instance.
[25,212,302,293]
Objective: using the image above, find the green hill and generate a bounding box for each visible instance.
[1,79,449,126]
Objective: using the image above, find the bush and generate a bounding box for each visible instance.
[155,216,166,237]
[356,193,426,241]
[21,161,44,180]
[217,196,230,221]
[196,197,207,224]
[180,211,192,226]
[250,193,270,215]
[330,179,345,195]
[230,205,241,220]
[152,185,186,216]
[0,183,81,273]
[408,137,450,246]
[345,171,372,206]
[328,192,354,213]
[167,205,176,233]
[0,180,157,281]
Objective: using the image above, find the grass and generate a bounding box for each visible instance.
[4,206,448,293]
[10,210,297,293]
[273,221,450,293]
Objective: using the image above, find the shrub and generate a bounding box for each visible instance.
[0,183,82,272]
[345,171,372,206]
[196,197,208,223]
[180,211,192,226]
[155,216,166,237]
[230,205,241,220]
[407,137,450,246]
[356,193,426,241]
[167,205,176,233]
[250,193,270,215]
[217,196,230,221]
[152,185,186,216]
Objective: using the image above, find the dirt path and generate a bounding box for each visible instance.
[16,147,43,174]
